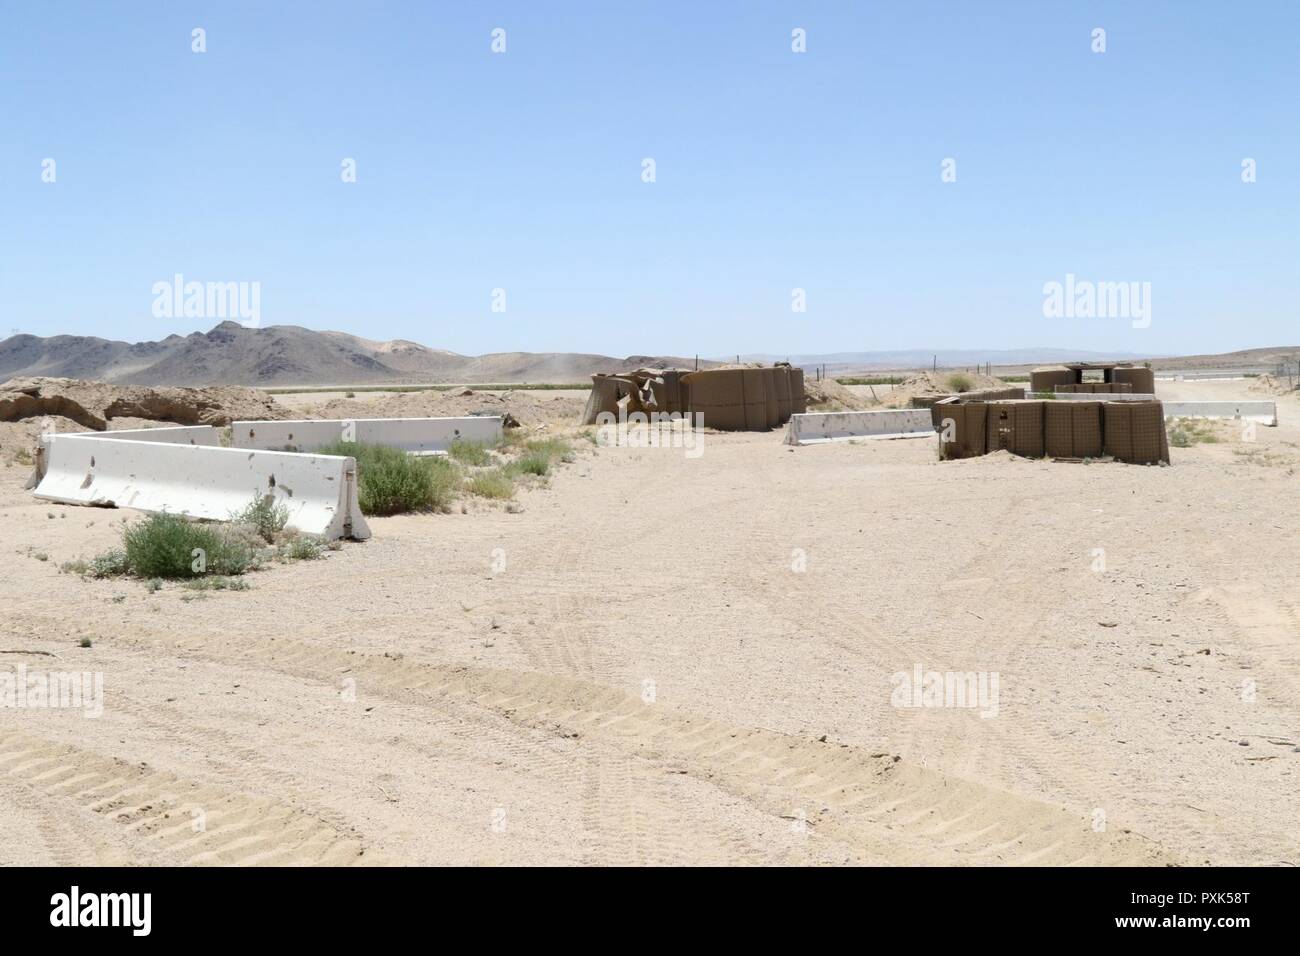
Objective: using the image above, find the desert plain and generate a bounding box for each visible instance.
[1,377,1297,866]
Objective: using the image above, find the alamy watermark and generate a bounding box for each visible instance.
[1,664,103,718]
[151,274,261,328]
[595,410,705,459]
[1042,273,1150,328]
[890,664,999,718]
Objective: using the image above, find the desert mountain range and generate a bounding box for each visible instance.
[0,322,709,387]
[2,323,1296,387]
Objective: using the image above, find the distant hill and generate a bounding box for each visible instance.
[3,325,1293,386]
[735,348,1159,371]
[0,323,709,387]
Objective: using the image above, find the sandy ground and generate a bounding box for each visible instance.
[2,380,1297,865]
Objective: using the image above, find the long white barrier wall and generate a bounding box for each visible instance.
[28,425,221,486]
[231,417,503,453]
[1050,395,1277,425]
[1162,401,1277,425]
[32,434,370,540]
[786,409,934,445]
[1052,393,1158,402]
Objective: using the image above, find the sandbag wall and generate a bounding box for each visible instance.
[938,398,1168,464]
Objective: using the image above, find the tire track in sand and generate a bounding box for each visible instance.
[147,630,1176,865]
[0,730,378,866]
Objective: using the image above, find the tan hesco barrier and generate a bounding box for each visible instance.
[762,368,780,429]
[913,387,1025,411]
[648,369,688,415]
[582,374,626,425]
[927,390,1025,428]
[789,367,806,414]
[1044,401,1103,458]
[1030,366,1077,392]
[1058,382,1131,394]
[1103,401,1169,464]
[937,401,987,460]
[985,401,1045,457]
[648,376,671,415]
[774,367,793,423]
[930,397,953,430]
[665,369,686,414]
[742,369,769,429]
[1112,366,1155,394]
[680,368,772,430]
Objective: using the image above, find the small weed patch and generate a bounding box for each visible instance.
[467,468,515,499]
[318,441,459,515]
[448,440,493,466]
[233,495,290,543]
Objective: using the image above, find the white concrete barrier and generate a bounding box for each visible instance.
[786,409,934,445]
[27,426,222,487]
[32,434,369,540]
[1164,401,1277,425]
[1050,393,1158,402]
[66,425,222,445]
[230,417,503,453]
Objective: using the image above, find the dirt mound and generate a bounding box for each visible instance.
[1248,373,1294,395]
[0,415,201,464]
[884,370,1010,407]
[803,376,869,410]
[0,377,284,430]
[312,388,583,428]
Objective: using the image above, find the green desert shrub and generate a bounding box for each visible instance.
[62,549,130,579]
[181,575,251,592]
[280,534,326,562]
[523,436,573,460]
[232,494,291,543]
[448,439,493,467]
[466,468,515,500]
[123,514,256,579]
[945,373,974,393]
[1168,418,1220,447]
[504,436,574,478]
[506,451,551,477]
[317,440,459,515]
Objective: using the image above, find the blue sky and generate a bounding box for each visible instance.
[2,1,1296,357]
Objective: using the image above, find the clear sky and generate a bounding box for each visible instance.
[2,1,1296,357]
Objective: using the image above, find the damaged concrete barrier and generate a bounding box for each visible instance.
[27,425,222,487]
[786,409,933,445]
[32,434,369,540]
[231,416,503,453]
